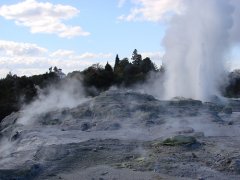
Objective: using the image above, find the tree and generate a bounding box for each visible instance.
[0,70,59,121]
[105,62,113,73]
[141,57,156,73]
[114,54,120,72]
[131,49,142,65]
[53,66,58,73]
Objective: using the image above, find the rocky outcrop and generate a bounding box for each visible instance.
[1,90,240,179]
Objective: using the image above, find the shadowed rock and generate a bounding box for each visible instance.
[162,135,197,146]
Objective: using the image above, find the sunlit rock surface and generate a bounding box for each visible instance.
[1,90,240,179]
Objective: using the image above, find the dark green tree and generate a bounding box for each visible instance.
[114,54,120,72]
[53,66,58,73]
[131,49,142,65]
[141,57,156,73]
[105,62,113,73]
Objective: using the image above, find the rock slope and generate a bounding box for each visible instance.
[1,90,240,179]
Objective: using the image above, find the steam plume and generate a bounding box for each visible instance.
[17,78,88,126]
[163,0,240,101]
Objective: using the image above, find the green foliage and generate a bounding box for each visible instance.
[132,49,142,65]
[81,49,159,89]
[82,63,114,90]
[114,54,120,72]
[0,71,59,122]
[114,50,158,86]
[105,62,113,73]
[0,49,161,121]
[224,70,240,98]
[1,48,239,123]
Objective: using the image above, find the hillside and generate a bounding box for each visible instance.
[1,50,240,124]
[1,91,240,179]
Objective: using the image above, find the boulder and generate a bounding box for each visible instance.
[162,135,197,146]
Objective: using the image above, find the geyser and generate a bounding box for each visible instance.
[163,0,240,101]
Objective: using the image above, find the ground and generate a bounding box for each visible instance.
[1,90,240,180]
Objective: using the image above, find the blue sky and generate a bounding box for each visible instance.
[0,0,167,77]
[0,0,164,53]
[0,0,239,77]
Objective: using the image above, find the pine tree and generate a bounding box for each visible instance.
[131,49,142,65]
[114,54,120,72]
[105,62,113,72]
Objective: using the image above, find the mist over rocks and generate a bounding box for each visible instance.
[1,90,240,179]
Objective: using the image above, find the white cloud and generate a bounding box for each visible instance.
[118,0,127,8]
[0,0,90,38]
[0,40,113,78]
[118,0,184,22]
[142,51,163,66]
[51,50,112,60]
[50,49,75,58]
[77,52,113,60]
[142,51,162,59]
[0,68,12,77]
[0,40,47,56]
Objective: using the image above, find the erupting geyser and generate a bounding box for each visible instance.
[163,0,240,101]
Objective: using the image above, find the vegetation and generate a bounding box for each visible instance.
[0,50,159,122]
[0,71,59,121]
[1,49,240,122]
[83,49,158,90]
[224,70,240,98]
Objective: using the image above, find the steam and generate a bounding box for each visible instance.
[18,78,88,125]
[163,0,240,101]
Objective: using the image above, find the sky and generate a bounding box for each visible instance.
[0,0,168,77]
[0,0,239,78]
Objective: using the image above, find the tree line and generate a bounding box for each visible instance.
[0,49,160,121]
[0,49,239,122]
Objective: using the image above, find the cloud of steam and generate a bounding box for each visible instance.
[17,77,88,126]
[163,0,240,101]
[132,71,165,100]
[230,0,240,44]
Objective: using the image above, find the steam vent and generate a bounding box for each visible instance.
[0,90,240,179]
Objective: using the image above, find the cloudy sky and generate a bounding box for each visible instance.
[0,0,239,78]
[0,0,169,77]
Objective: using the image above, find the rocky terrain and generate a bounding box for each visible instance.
[1,90,240,180]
